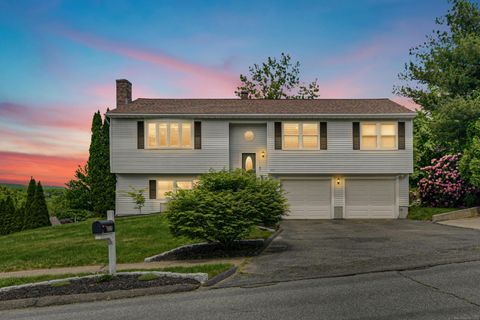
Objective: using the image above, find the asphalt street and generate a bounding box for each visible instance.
[3,260,480,320]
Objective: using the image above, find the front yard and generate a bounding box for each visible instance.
[0,214,270,272]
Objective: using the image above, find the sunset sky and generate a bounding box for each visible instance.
[0,0,448,186]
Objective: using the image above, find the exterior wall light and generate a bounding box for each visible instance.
[336,177,341,185]
[261,150,266,159]
[244,130,255,141]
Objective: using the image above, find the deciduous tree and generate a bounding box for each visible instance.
[235,53,319,99]
[396,0,480,111]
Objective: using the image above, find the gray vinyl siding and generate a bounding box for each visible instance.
[116,174,196,215]
[229,124,267,175]
[399,174,409,207]
[333,177,344,207]
[267,120,413,174]
[111,118,413,175]
[111,119,229,174]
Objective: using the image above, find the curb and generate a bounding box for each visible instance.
[204,266,238,287]
[0,283,200,311]
[255,227,283,255]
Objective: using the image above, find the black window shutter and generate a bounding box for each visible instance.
[274,122,282,150]
[137,121,144,149]
[398,122,406,150]
[194,121,202,149]
[353,122,360,150]
[149,180,156,199]
[320,122,327,150]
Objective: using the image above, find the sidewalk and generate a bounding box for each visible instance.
[0,258,244,279]
[438,217,480,230]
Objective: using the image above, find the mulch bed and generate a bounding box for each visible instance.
[151,240,265,261]
[0,275,199,301]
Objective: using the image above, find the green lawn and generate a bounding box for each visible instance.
[408,206,457,221]
[0,263,234,288]
[0,214,271,272]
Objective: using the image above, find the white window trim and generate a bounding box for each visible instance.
[282,122,320,150]
[156,179,194,200]
[360,121,398,150]
[145,120,194,150]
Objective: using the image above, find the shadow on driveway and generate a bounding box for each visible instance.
[219,220,480,287]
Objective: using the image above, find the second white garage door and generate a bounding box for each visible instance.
[282,179,331,219]
[345,178,396,218]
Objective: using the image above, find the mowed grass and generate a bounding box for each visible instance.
[408,206,457,221]
[0,214,271,272]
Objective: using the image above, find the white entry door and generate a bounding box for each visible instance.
[345,178,396,218]
[282,179,332,219]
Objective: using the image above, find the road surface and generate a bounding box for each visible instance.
[3,260,480,320]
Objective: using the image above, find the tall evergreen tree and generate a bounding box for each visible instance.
[0,196,17,235]
[23,177,36,229]
[66,110,116,216]
[30,182,51,229]
[87,111,104,215]
[101,111,116,213]
[0,199,6,235]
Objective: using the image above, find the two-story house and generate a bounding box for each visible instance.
[107,79,415,219]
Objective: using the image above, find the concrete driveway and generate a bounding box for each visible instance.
[221,220,480,286]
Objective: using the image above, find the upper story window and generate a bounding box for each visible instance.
[146,120,192,149]
[361,122,397,150]
[283,122,319,150]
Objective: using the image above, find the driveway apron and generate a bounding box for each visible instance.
[219,220,480,287]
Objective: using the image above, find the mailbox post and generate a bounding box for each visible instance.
[92,210,116,275]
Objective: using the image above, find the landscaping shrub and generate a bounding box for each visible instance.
[166,170,287,247]
[418,154,475,207]
[55,209,94,223]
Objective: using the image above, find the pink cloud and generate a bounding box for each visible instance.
[391,96,421,111]
[87,82,158,102]
[318,66,376,98]
[328,39,385,65]
[0,151,86,186]
[0,102,93,131]
[57,28,239,97]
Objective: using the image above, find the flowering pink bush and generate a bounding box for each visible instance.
[418,154,475,207]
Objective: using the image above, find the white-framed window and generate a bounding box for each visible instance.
[156,179,195,199]
[360,122,397,150]
[282,122,319,150]
[146,120,193,149]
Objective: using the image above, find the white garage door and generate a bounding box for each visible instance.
[345,178,396,218]
[282,179,331,219]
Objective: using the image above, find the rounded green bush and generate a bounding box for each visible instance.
[166,170,288,247]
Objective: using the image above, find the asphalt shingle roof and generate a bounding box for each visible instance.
[108,98,415,115]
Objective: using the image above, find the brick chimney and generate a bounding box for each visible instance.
[240,90,249,99]
[116,79,132,109]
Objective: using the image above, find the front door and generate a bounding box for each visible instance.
[242,153,256,172]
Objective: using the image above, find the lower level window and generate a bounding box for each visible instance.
[157,179,194,199]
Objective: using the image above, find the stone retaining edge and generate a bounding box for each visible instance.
[432,207,480,222]
[0,283,200,311]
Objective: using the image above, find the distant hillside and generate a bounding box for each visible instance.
[0,183,65,190]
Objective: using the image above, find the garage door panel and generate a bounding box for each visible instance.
[282,179,331,219]
[345,178,396,219]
